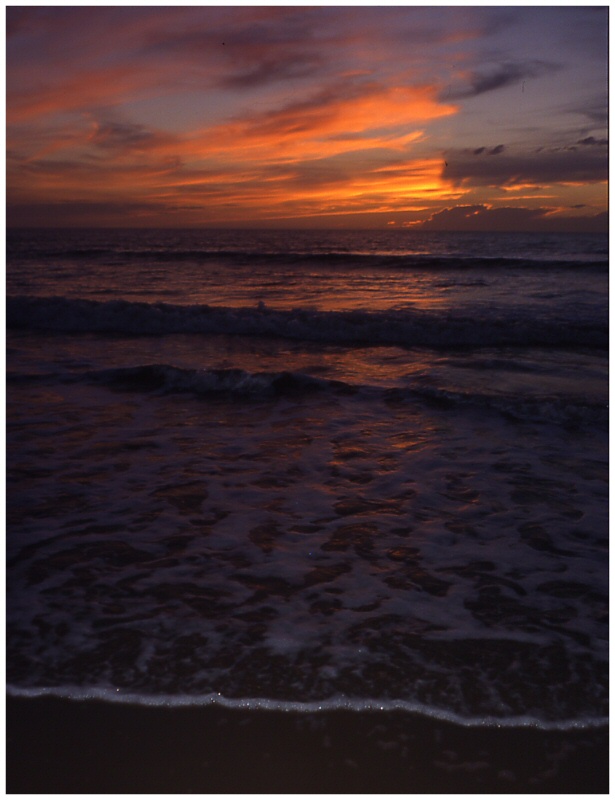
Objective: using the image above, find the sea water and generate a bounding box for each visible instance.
[6,228,608,729]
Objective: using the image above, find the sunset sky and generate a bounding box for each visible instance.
[6,5,609,230]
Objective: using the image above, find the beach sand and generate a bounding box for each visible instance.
[6,695,608,793]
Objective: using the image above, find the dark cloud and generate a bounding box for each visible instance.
[447,60,559,100]
[577,136,608,146]
[418,204,545,230]
[443,146,607,186]
[13,152,183,183]
[92,121,160,150]
[474,145,505,156]
[415,204,608,233]
[7,200,166,227]
[222,53,324,89]
[568,96,608,126]
[89,120,178,156]
[140,8,335,90]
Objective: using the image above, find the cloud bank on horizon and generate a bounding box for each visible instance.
[6,6,608,230]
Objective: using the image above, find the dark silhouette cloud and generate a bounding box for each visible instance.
[90,121,176,154]
[418,204,545,230]
[472,145,505,156]
[222,53,324,89]
[416,205,608,233]
[567,95,608,126]
[446,60,558,100]
[577,136,608,146]
[443,146,606,186]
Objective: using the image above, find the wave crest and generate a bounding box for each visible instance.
[87,364,354,398]
[7,295,608,351]
[8,360,605,429]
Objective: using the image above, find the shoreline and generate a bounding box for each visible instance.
[9,685,607,730]
[6,695,609,793]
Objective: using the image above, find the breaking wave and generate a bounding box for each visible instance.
[7,295,608,350]
[87,364,353,397]
[8,362,606,429]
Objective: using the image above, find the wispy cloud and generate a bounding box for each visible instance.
[446,60,559,99]
[191,81,456,163]
[6,6,608,228]
[6,67,146,123]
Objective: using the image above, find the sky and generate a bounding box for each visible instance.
[5,4,609,230]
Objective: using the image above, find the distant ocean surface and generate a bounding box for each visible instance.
[6,228,608,729]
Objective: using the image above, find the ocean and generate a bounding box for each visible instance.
[6,227,609,785]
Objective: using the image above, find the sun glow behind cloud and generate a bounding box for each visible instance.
[6,6,608,229]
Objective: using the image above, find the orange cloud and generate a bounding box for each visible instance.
[187,83,457,163]
[6,67,147,123]
[8,145,462,225]
[9,77,456,170]
[7,47,461,225]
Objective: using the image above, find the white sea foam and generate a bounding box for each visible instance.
[6,685,608,732]
[6,378,608,723]
[7,229,609,734]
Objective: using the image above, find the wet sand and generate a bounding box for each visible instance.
[6,695,608,793]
